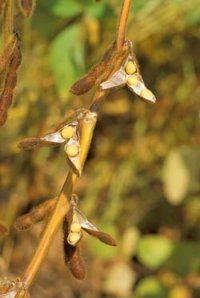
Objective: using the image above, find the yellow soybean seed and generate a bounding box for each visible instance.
[61,126,75,139]
[65,144,79,157]
[68,232,81,245]
[127,75,140,86]
[125,61,137,75]
[140,88,155,101]
[71,223,81,233]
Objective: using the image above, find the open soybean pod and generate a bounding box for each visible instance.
[64,136,81,176]
[18,109,81,150]
[100,67,127,90]
[63,213,86,280]
[75,208,117,246]
[100,40,156,103]
[125,42,156,103]
[67,205,83,247]
[18,123,76,150]
[97,40,129,86]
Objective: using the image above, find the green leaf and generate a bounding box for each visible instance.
[168,241,200,276]
[187,5,200,25]
[136,235,174,269]
[135,277,168,298]
[86,0,112,19]
[49,24,85,97]
[40,0,82,18]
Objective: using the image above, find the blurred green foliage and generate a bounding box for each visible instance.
[0,0,200,297]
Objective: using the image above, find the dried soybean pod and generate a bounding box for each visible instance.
[14,214,33,231]
[63,214,86,280]
[83,228,117,246]
[0,34,17,79]
[18,0,36,17]
[18,137,46,150]
[18,137,60,150]
[70,41,116,95]
[0,223,8,237]
[15,198,56,231]
[0,0,6,11]
[29,198,56,223]
[0,36,22,126]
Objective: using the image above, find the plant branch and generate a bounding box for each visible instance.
[20,109,98,289]
[17,0,127,290]
[3,0,14,43]
[116,0,132,49]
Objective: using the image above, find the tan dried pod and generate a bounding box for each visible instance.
[0,223,8,237]
[82,228,117,246]
[14,215,33,231]
[0,0,6,12]
[70,42,116,95]
[0,35,22,126]
[0,33,17,80]
[18,137,58,150]
[15,198,56,231]
[18,0,36,17]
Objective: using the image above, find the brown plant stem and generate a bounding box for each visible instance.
[20,110,98,289]
[116,0,132,49]
[3,0,14,43]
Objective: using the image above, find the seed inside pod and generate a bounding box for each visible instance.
[68,232,81,246]
[125,61,137,75]
[140,88,156,102]
[71,223,82,233]
[61,126,75,139]
[65,144,79,157]
[127,75,140,86]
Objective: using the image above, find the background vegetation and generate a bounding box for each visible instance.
[0,0,200,297]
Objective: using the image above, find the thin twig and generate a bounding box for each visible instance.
[116,0,132,49]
